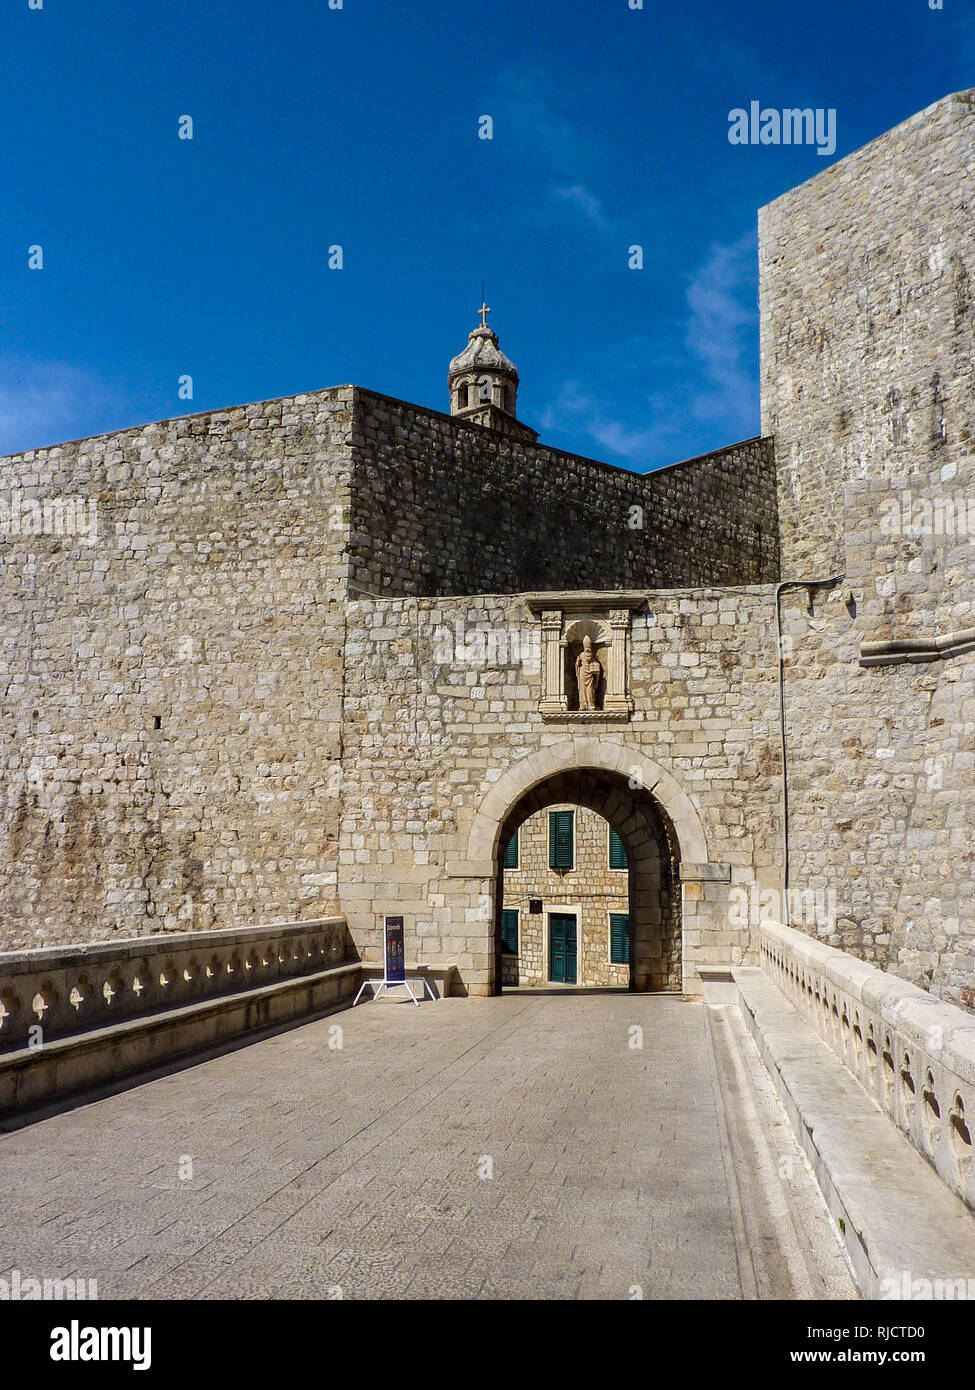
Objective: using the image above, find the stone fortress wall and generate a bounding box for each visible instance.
[1,91,973,1010]
[1,384,779,966]
[761,89,975,1005]
[0,390,354,948]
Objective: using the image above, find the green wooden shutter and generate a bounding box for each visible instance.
[609,827,628,869]
[610,913,630,964]
[549,810,574,869]
[501,909,519,955]
[503,831,518,869]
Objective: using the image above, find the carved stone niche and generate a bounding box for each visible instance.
[565,618,611,712]
[526,593,644,721]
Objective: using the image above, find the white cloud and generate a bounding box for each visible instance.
[492,65,606,177]
[0,356,126,455]
[491,66,618,236]
[552,184,610,231]
[539,231,761,467]
[683,229,759,435]
[540,381,678,465]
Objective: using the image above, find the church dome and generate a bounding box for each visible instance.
[448,323,519,382]
[447,300,537,440]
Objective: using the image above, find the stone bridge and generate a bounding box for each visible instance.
[2,919,975,1300]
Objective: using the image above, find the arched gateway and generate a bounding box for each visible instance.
[464,743,709,996]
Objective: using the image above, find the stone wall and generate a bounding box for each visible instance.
[349,389,778,598]
[0,380,781,967]
[0,389,353,948]
[762,89,975,584]
[500,804,630,988]
[759,90,975,1006]
[338,587,783,996]
[0,371,788,961]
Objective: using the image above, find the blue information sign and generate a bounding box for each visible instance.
[384,916,406,984]
[353,915,436,1006]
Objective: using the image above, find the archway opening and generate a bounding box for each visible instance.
[493,768,681,994]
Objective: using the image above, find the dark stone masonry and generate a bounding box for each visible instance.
[350,389,778,597]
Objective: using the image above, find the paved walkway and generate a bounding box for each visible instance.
[0,993,857,1299]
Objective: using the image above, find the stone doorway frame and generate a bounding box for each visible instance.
[451,740,714,997]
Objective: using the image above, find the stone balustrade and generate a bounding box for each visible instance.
[0,918,353,1050]
[761,920,975,1212]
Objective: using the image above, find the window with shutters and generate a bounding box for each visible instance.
[548,810,574,870]
[609,912,630,965]
[501,909,519,955]
[608,826,628,869]
[502,831,519,870]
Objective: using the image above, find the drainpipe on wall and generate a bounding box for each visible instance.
[775,576,844,927]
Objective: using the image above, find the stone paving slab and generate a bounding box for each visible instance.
[0,993,848,1300]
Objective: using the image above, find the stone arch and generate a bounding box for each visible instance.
[466,741,707,866]
[465,741,708,994]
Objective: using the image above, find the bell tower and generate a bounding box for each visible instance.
[447,300,539,442]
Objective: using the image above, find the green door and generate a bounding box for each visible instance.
[549,913,578,984]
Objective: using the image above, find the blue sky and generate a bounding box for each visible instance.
[1,0,972,469]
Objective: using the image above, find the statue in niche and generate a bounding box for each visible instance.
[575,634,602,710]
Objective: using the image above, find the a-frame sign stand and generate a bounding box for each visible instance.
[353,915,438,1006]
